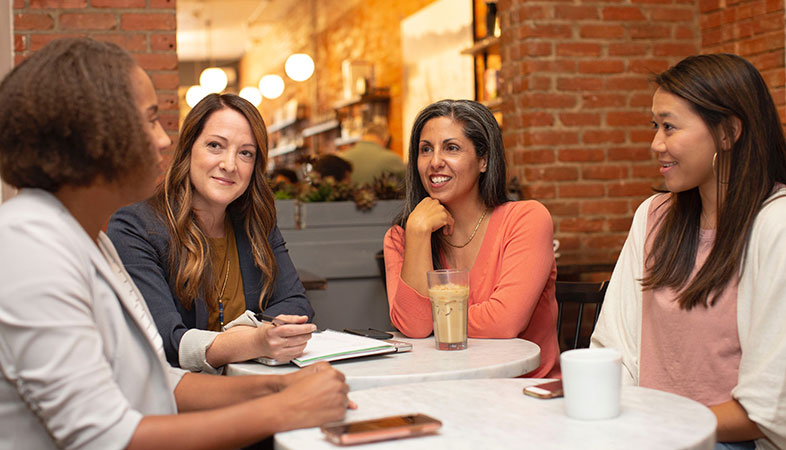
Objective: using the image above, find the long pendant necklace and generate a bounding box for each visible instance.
[216,239,231,328]
[445,208,489,249]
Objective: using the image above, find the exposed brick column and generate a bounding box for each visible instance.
[699,0,786,122]
[499,0,698,262]
[12,0,179,146]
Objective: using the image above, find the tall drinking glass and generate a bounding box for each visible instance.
[426,269,469,350]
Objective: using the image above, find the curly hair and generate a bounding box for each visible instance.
[150,93,278,311]
[0,37,151,191]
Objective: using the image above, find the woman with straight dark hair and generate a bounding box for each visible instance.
[0,37,349,450]
[108,93,315,373]
[384,99,560,377]
[592,54,786,449]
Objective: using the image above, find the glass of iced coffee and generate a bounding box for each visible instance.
[427,269,469,350]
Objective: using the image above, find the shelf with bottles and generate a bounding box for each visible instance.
[464,0,503,124]
[332,88,390,149]
[268,99,308,161]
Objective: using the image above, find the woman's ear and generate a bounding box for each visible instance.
[721,116,743,149]
[480,156,488,173]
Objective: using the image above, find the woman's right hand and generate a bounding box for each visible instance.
[406,197,454,237]
[279,362,351,429]
[256,315,316,361]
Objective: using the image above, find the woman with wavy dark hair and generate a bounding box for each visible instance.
[384,99,560,377]
[108,93,314,373]
[592,54,786,449]
[0,37,349,450]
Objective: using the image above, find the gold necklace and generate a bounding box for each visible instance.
[445,208,489,248]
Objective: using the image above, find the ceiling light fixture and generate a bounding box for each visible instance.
[239,86,262,107]
[285,53,315,82]
[259,74,285,99]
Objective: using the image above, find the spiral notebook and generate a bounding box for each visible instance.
[290,329,397,367]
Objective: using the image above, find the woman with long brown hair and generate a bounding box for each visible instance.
[108,93,314,373]
[591,54,786,449]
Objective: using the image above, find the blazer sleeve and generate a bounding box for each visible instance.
[257,226,314,320]
[733,193,786,449]
[384,225,434,338]
[590,195,653,386]
[107,203,220,373]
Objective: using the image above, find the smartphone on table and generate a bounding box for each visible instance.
[343,328,394,340]
[321,413,442,445]
[522,380,563,399]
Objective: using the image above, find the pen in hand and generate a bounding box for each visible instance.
[256,313,286,326]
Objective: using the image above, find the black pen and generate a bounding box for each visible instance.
[255,313,286,326]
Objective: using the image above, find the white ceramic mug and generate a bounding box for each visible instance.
[560,348,622,420]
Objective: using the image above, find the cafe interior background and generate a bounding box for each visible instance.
[3,0,785,330]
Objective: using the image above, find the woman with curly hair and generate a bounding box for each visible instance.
[108,93,314,373]
[0,37,349,450]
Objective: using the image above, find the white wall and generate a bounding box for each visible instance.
[0,0,15,202]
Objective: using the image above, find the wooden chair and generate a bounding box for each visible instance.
[555,280,608,350]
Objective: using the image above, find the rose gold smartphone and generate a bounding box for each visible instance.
[522,380,563,399]
[321,414,442,445]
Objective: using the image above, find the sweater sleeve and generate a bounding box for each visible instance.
[107,203,220,373]
[733,192,786,449]
[466,201,555,338]
[591,195,654,386]
[384,225,434,338]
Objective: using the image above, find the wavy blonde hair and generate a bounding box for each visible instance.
[151,93,277,310]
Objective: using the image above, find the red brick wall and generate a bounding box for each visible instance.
[12,0,179,141]
[699,0,786,121]
[499,0,699,263]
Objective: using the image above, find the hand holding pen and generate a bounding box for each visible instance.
[255,313,317,362]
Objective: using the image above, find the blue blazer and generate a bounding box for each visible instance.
[107,200,314,367]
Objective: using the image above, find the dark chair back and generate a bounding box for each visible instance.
[555,280,608,350]
[375,249,386,290]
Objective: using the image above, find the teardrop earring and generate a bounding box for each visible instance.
[712,151,718,175]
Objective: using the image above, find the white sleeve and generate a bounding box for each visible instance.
[733,194,786,449]
[0,222,141,450]
[177,310,262,374]
[590,195,653,386]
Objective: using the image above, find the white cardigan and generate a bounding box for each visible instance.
[591,190,786,450]
[0,190,186,450]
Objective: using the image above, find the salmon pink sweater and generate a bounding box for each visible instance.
[383,201,560,378]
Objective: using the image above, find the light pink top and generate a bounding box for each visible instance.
[639,195,741,406]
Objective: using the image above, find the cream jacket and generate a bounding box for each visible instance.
[0,190,185,450]
[591,190,786,449]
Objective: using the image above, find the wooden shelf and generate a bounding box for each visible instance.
[268,117,299,133]
[269,143,300,158]
[481,97,503,111]
[332,90,390,110]
[302,119,340,137]
[334,136,361,147]
[461,35,501,55]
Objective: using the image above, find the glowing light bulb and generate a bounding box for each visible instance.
[185,85,206,108]
[258,74,285,99]
[199,67,228,93]
[239,86,262,107]
[285,53,315,82]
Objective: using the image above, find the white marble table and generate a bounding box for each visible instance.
[225,334,541,391]
[274,378,717,450]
